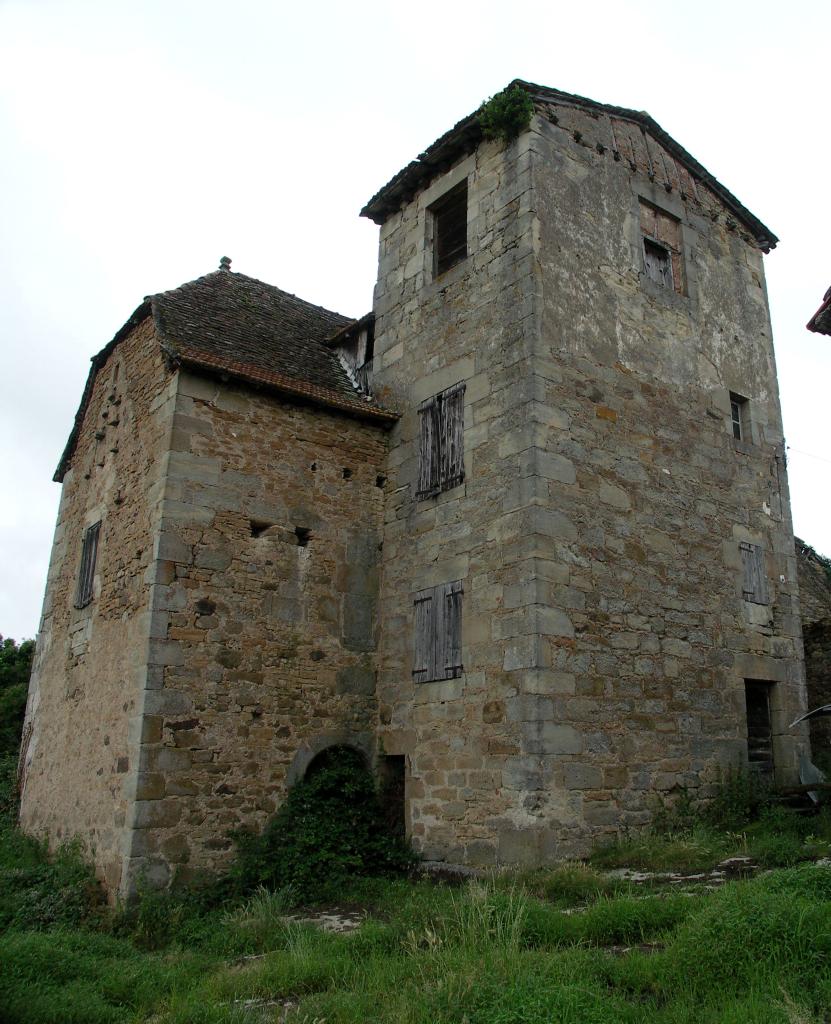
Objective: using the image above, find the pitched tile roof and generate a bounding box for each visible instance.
[55,267,396,481]
[361,79,778,253]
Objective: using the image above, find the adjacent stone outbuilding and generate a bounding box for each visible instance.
[20,81,811,895]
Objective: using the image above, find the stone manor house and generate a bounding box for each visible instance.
[19,81,810,897]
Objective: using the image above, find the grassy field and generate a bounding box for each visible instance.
[3,755,831,1024]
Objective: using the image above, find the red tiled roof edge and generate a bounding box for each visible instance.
[169,344,398,423]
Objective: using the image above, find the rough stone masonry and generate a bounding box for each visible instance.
[19,80,810,896]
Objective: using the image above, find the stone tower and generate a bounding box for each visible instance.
[365,81,807,865]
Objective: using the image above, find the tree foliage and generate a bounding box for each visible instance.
[0,636,33,756]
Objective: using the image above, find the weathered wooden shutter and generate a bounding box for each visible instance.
[416,397,440,498]
[439,382,465,491]
[442,580,463,678]
[74,520,101,609]
[740,542,769,605]
[412,589,434,682]
[643,238,671,289]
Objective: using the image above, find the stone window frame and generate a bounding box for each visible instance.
[413,580,463,683]
[630,184,699,311]
[430,180,468,277]
[729,391,751,442]
[420,156,477,291]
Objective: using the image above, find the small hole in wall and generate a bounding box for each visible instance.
[250,520,272,538]
[196,598,216,616]
[310,462,317,471]
[251,708,263,720]
[376,475,387,488]
[295,527,311,547]
[342,467,352,479]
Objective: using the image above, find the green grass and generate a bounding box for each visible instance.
[3,752,831,1024]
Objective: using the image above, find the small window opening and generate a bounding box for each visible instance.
[250,519,272,538]
[744,681,775,780]
[310,462,317,472]
[730,392,749,442]
[376,475,387,489]
[431,180,468,277]
[294,527,311,547]
[342,467,352,479]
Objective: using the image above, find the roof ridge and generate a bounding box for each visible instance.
[149,267,355,325]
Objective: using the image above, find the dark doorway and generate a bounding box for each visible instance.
[744,681,775,780]
[378,755,406,839]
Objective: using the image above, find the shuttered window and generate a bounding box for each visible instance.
[412,580,463,682]
[740,542,769,605]
[639,199,684,294]
[74,521,101,609]
[643,238,672,288]
[416,382,465,499]
[431,181,468,276]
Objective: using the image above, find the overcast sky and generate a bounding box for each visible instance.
[1,0,829,641]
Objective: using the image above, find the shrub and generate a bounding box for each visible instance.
[228,747,413,902]
[701,767,775,831]
[478,85,534,144]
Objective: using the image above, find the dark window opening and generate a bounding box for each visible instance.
[379,755,406,839]
[740,541,769,605]
[413,580,463,683]
[294,527,311,547]
[431,180,468,277]
[250,519,272,538]
[74,520,101,609]
[745,681,775,780]
[375,475,387,489]
[417,381,465,499]
[342,468,352,479]
[730,392,749,442]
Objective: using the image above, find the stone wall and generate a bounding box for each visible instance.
[19,319,176,893]
[371,108,808,867]
[122,370,389,891]
[795,540,831,766]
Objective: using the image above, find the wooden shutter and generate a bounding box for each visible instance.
[74,520,101,609]
[416,397,440,499]
[643,238,672,289]
[740,542,769,605]
[412,590,434,682]
[442,581,463,678]
[439,382,465,491]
